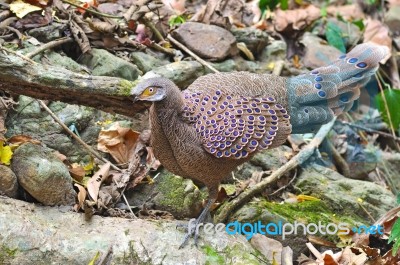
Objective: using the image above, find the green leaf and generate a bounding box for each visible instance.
[390,219,400,243]
[168,15,186,27]
[280,0,288,10]
[259,0,280,13]
[325,21,346,53]
[320,6,327,18]
[352,19,365,31]
[394,240,400,256]
[375,89,400,130]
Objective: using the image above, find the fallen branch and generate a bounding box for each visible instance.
[0,46,147,116]
[215,117,337,223]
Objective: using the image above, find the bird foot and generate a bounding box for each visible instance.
[177,218,201,249]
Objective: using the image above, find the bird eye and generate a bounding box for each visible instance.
[143,86,157,96]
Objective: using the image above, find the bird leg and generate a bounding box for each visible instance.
[179,189,218,249]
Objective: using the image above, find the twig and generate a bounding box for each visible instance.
[337,120,400,143]
[326,139,350,178]
[25,37,74,58]
[358,201,376,223]
[167,35,219,73]
[149,42,175,56]
[38,100,137,218]
[272,60,284,76]
[0,45,37,64]
[5,26,22,39]
[97,245,113,265]
[141,17,164,42]
[215,118,337,223]
[267,168,297,196]
[376,73,400,151]
[37,100,121,171]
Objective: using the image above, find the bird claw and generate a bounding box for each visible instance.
[178,218,201,249]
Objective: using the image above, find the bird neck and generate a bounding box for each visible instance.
[153,83,185,117]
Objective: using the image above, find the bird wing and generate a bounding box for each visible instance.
[182,90,291,159]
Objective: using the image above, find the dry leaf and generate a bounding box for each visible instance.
[74,183,87,211]
[326,4,364,21]
[97,122,140,164]
[274,5,320,32]
[10,0,42,18]
[363,19,392,63]
[53,151,67,162]
[87,162,111,202]
[8,135,40,146]
[69,163,86,182]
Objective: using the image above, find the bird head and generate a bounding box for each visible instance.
[130,77,172,102]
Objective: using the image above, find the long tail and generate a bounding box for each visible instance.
[287,42,389,134]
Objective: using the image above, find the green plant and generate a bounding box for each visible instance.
[375,88,400,131]
[389,216,400,255]
[325,21,346,53]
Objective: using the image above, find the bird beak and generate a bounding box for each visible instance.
[130,86,141,103]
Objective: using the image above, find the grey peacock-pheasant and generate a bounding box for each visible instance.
[130,42,389,247]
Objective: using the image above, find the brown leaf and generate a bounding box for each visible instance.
[274,5,321,32]
[190,0,244,28]
[69,19,91,54]
[363,19,392,63]
[161,0,186,14]
[53,151,67,163]
[87,162,111,202]
[8,135,41,146]
[326,4,364,21]
[74,183,87,211]
[69,163,86,182]
[146,147,160,170]
[89,21,118,33]
[97,122,140,164]
[338,247,368,265]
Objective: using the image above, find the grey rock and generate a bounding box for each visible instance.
[172,22,238,61]
[300,33,342,69]
[295,164,396,219]
[0,165,18,198]
[385,5,400,36]
[261,40,287,63]
[79,48,142,81]
[11,143,76,206]
[128,170,205,219]
[130,51,168,73]
[6,97,101,163]
[0,196,264,265]
[142,61,205,88]
[231,27,269,58]
[27,23,68,43]
[233,145,292,181]
[37,51,89,73]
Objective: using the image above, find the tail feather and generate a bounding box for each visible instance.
[288,43,389,134]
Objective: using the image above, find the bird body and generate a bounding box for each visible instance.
[130,42,389,247]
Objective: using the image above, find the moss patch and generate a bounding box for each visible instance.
[202,245,225,265]
[264,200,360,223]
[154,172,206,218]
[262,200,365,242]
[0,245,17,264]
[119,79,138,96]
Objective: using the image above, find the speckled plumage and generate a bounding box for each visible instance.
[130,42,388,247]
